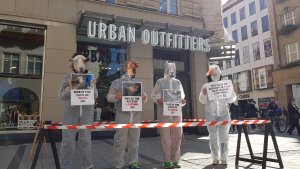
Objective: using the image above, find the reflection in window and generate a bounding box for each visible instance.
[241,25,248,41]
[249,1,256,16]
[231,12,237,25]
[160,0,177,15]
[281,10,296,26]
[243,46,250,64]
[261,15,270,32]
[264,39,272,57]
[252,42,260,61]
[27,55,42,75]
[251,21,258,37]
[3,53,19,74]
[240,7,246,21]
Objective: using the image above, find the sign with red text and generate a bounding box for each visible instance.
[207,80,233,101]
[163,89,182,116]
[70,73,95,105]
[122,82,142,111]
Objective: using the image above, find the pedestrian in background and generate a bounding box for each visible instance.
[229,103,240,133]
[287,99,300,136]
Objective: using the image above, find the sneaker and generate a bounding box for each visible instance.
[163,161,173,169]
[173,162,181,168]
[221,160,227,165]
[129,163,140,169]
[212,159,219,165]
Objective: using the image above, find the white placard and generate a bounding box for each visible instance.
[122,82,142,111]
[163,89,182,116]
[70,73,95,105]
[207,80,233,101]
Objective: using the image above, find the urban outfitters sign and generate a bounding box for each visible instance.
[87,21,210,52]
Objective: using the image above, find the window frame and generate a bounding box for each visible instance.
[285,41,300,63]
[251,20,258,37]
[231,12,237,25]
[160,0,178,15]
[26,54,43,76]
[261,15,270,32]
[259,0,267,11]
[249,1,256,16]
[223,17,228,28]
[252,42,261,61]
[243,46,250,64]
[241,25,248,41]
[239,7,246,21]
[264,39,273,57]
[281,10,296,26]
[2,52,20,74]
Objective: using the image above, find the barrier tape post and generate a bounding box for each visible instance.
[235,122,283,169]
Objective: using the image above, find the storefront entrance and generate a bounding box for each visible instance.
[153,48,192,120]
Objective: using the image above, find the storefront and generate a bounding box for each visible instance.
[0,0,224,133]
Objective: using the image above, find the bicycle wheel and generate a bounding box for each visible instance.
[276,119,288,133]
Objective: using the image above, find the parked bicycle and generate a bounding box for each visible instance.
[258,109,288,133]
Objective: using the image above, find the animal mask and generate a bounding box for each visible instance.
[206,64,221,82]
[123,61,140,78]
[164,61,176,79]
[69,54,89,73]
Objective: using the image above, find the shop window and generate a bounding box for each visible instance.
[223,17,228,28]
[27,55,42,75]
[259,0,267,10]
[285,41,300,63]
[239,7,246,21]
[281,10,296,26]
[160,0,177,15]
[261,15,270,32]
[0,23,45,129]
[243,46,250,64]
[264,39,272,57]
[231,12,237,25]
[241,25,248,41]
[252,42,260,61]
[249,1,256,16]
[251,20,258,37]
[237,71,252,92]
[232,30,238,43]
[2,53,20,74]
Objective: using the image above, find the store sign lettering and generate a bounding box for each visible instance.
[239,94,250,99]
[87,21,210,52]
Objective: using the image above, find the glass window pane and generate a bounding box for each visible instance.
[239,7,246,21]
[28,61,34,74]
[252,42,260,61]
[241,25,248,41]
[251,21,258,37]
[261,15,270,32]
[259,0,267,10]
[264,39,272,57]
[35,62,42,75]
[223,17,228,28]
[170,4,177,15]
[249,1,256,16]
[231,12,237,25]
[3,59,10,73]
[160,0,167,13]
[170,0,177,4]
[232,30,238,43]
[243,46,250,64]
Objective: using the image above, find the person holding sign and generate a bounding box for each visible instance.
[151,61,186,169]
[58,53,98,169]
[106,61,147,169]
[199,64,236,166]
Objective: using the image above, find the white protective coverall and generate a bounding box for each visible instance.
[58,73,98,169]
[151,61,185,163]
[199,65,236,162]
[107,74,147,168]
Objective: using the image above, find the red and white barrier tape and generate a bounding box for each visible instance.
[44,119,271,130]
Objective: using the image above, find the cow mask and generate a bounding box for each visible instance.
[69,54,89,73]
[123,61,140,78]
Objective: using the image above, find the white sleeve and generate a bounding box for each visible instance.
[151,80,161,104]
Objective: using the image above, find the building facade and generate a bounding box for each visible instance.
[268,0,300,109]
[221,0,275,113]
[0,0,224,131]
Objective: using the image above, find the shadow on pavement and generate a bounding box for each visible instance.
[202,164,228,169]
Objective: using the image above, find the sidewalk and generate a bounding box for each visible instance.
[0,130,299,169]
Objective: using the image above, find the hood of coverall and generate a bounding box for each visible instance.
[206,64,222,82]
[164,61,176,79]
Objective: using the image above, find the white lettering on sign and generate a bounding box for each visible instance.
[87,21,211,52]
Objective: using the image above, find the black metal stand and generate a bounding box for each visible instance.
[31,128,61,169]
[235,123,284,169]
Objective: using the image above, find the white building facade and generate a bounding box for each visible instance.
[222,0,275,114]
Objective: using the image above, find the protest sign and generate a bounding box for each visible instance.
[70,73,95,105]
[163,89,182,116]
[207,80,233,100]
[122,82,142,111]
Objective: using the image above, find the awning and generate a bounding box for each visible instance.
[77,10,214,38]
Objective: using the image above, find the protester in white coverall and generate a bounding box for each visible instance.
[151,61,186,169]
[107,61,147,169]
[199,65,236,165]
[58,53,98,169]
